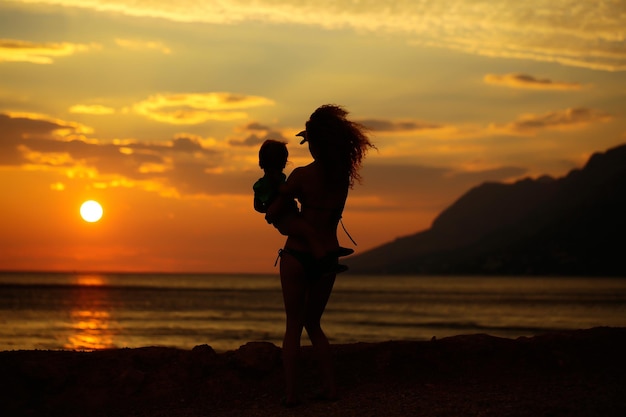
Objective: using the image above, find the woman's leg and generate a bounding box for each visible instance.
[280,252,307,404]
[304,272,338,399]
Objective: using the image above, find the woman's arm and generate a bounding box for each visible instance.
[264,167,303,224]
[279,167,303,199]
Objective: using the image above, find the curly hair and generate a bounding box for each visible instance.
[305,104,375,187]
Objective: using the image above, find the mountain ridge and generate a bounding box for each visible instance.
[346,143,626,276]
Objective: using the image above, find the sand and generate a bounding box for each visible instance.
[1,327,625,417]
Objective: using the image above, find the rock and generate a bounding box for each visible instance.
[230,341,282,375]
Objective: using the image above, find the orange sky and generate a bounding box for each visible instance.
[1,1,625,273]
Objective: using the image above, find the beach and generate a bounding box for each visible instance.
[1,327,625,417]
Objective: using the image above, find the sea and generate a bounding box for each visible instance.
[1,272,625,352]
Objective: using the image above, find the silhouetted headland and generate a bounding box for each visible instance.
[347,143,626,276]
[1,327,625,417]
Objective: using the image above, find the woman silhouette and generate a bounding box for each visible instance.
[266,104,375,405]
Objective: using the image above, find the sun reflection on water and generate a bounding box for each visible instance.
[74,273,105,287]
[67,310,114,350]
[64,274,117,350]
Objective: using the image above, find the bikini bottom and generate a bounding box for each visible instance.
[278,248,345,278]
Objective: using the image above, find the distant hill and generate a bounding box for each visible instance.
[346,143,626,276]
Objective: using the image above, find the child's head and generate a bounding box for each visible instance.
[259,139,288,172]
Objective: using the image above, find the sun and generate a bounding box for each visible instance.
[80,200,103,223]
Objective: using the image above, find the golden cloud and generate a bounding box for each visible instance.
[22,148,77,167]
[0,38,98,64]
[484,73,583,91]
[115,38,171,54]
[49,182,66,191]
[132,92,275,125]
[491,108,612,135]
[1,111,253,197]
[69,104,116,115]
[11,1,626,71]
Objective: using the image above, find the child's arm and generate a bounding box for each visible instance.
[265,168,302,224]
[264,191,289,224]
[253,178,271,213]
[253,195,267,213]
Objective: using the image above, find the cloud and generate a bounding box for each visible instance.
[115,38,171,54]
[50,182,65,191]
[228,122,290,147]
[0,113,71,165]
[132,92,275,125]
[245,122,273,131]
[0,38,97,64]
[491,108,613,135]
[69,104,116,115]
[0,111,251,198]
[364,108,614,141]
[360,118,443,133]
[1,111,92,136]
[484,73,583,90]
[0,105,613,205]
[11,1,626,71]
[229,134,266,148]
[170,136,205,153]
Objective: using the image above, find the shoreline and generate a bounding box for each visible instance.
[2,327,625,417]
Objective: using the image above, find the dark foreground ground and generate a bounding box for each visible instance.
[1,327,625,417]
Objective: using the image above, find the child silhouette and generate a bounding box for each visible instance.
[253,139,352,274]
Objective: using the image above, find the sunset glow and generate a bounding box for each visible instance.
[0,0,625,273]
